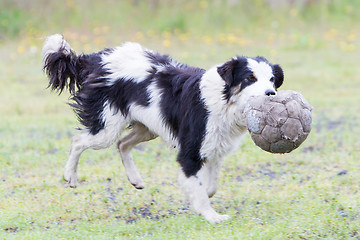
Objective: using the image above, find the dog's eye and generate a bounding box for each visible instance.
[248,74,257,82]
[270,77,275,82]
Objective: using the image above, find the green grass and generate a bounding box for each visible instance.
[1,1,360,239]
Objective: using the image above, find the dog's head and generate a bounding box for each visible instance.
[217,56,284,104]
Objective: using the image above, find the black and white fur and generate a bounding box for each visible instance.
[42,34,283,223]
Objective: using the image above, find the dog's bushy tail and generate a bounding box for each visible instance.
[42,34,80,95]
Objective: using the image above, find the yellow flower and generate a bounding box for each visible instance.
[227,34,236,43]
[237,38,246,47]
[325,29,338,40]
[147,30,155,38]
[289,33,298,42]
[346,44,355,52]
[347,33,356,42]
[102,26,110,34]
[163,39,171,47]
[199,1,208,9]
[66,0,75,8]
[135,32,144,41]
[17,45,25,54]
[339,41,355,52]
[179,33,189,42]
[174,28,182,36]
[345,5,353,13]
[290,8,298,17]
[203,36,213,45]
[267,35,274,45]
[218,34,227,44]
[162,31,171,38]
[93,27,101,35]
[94,37,105,46]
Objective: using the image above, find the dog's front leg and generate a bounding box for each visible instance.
[197,159,223,198]
[178,170,229,224]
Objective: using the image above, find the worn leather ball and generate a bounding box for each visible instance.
[244,90,312,154]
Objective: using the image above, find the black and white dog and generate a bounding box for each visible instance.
[43,34,283,223]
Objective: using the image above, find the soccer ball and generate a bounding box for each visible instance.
[244,90,312,154]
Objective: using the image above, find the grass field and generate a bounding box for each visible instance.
[1,1,360,239]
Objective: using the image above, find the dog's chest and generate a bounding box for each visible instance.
[200,123,247,160]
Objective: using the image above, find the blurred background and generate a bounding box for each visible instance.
[1,0,359,57]
[1,0,359,132]
[1,0,359,111]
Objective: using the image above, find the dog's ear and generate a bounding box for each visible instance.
[217,59,238,86]
[272,64,284,89]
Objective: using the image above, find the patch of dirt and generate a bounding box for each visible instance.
[4,226,19,233]
[115,202,190,224]
[314,115,357,133]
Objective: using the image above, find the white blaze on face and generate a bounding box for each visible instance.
[244,58,276,96]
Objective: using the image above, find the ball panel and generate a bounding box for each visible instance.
[247,96,268,111]
[280,118,303,142]
[268,91,292,104]
[261,125,281,143]
[299,109,312,133]
[285,100,301,119]
[294,131,309,148]
[247,109,265,134]
[250,133,271,152]
[291,91,312,110]
[270,139,294,153]
[265,102,288,127]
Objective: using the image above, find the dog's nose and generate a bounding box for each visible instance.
[265,90,276,96]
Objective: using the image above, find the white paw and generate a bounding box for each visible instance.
[64,169,78,188]
[207,187,217,198]
[128,176,145,189]
[203,210,230,224]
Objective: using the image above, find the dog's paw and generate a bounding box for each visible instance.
[128,177,145,190]
[64,170,78,188]
[207,187,217,198]
[203,210,230,224]
[126,170,146,189]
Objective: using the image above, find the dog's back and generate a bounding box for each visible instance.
[43,34,207,144]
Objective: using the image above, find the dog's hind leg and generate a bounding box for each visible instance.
[63,133,86,188]
[64,115,128,188]
[117,122,157,189]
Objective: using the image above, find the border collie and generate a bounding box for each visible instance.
[42,34,283,223]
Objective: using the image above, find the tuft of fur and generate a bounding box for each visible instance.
[42,34,79,94]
